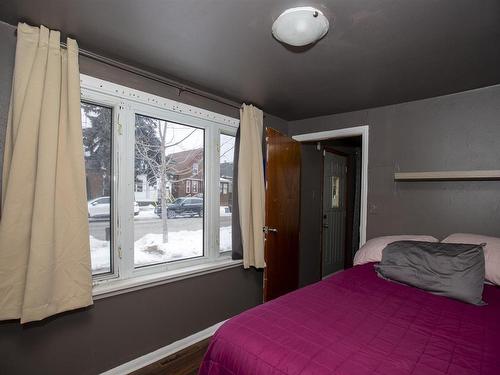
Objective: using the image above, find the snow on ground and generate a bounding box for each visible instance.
[220,206,231,216]
[134,230,203,265]
[90,236,112,273]
[135,209,159,219]
[219,226,232,252]
[90,225,232,273]
[134,206,230,219]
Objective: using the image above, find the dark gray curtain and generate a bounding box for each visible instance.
[0,24,16,203]
[231,127,243,260]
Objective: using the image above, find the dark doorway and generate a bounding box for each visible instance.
[321,137,362,275]
[300,136,362,282]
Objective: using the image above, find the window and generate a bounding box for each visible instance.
[331,176,340,208]
[219,134,235,252]
[134,115,204,267]
[80,74,239,290]
[81,102,113,276]
[135,179,143,192]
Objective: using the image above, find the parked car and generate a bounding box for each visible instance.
[88,196,140,218]
[155,197,204,219]
[88,196,110,218]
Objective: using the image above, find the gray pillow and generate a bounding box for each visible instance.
[375,241,486,305]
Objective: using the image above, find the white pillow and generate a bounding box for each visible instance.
[442,233,500,286]
[353,235,439,266]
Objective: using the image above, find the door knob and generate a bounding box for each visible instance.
[263,226,278,234]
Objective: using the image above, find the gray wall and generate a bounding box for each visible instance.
[78,54,288,134]
[0,268,262,374]
[0,21,287,375]
[3,15,500,373]
[290,86,500,246]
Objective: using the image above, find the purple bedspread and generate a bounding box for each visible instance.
[200,263,500,374]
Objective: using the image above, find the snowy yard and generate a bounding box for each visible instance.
[90,206,232,273]
[130,205,231,220]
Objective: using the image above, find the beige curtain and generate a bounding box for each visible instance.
[0,23,92,323]
[238,104,266,269]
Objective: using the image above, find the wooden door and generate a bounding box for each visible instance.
[322,151,347,277]
[263,128,301,302]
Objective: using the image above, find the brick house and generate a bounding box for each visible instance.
[168,148,204,198]
[168,148,233,207]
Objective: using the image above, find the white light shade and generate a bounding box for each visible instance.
[272,7,329,47]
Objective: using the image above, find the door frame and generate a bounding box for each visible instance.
[292,125,369,247]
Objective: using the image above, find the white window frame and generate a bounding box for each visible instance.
[218,131,237,254]
[80,74,240,298]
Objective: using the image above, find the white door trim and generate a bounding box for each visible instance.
[292,125,369,247]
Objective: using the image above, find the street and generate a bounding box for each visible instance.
[90,214,232,241]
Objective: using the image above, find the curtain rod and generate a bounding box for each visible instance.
[60,42,243,111]
[13,24,254,114]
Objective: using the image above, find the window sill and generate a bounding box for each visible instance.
[93,258,243,300]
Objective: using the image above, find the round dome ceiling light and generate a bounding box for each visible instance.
[272,6,329,47]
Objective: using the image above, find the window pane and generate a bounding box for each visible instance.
[134,114,204,267]
[219,134,235,252]
[81,102,113,275]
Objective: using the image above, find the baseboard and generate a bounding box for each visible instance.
[100,320,227,375]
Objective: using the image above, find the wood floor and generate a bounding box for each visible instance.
[130,338,210,375]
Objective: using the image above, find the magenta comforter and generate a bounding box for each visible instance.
[200,263,500,374]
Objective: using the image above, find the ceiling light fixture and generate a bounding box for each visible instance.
[272,6,329,47]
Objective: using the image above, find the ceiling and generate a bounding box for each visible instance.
[1,0,500,121]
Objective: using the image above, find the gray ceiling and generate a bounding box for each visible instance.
[1,0,500,120]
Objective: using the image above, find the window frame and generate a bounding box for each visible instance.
[80,74,240,295]
[135,179,143,192]
[81,98,119,282]
[218,131,237,254]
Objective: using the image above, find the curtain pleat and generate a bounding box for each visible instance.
[0,23,92,323]
[237,104,266,269]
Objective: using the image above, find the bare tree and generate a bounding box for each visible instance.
[135,115,201,243]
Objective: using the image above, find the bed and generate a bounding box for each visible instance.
[200,263,500,374]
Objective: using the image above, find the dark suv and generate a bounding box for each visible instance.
[155,197,204,219]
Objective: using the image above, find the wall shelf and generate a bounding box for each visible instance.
[394,170,500,181]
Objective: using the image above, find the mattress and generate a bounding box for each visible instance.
[200,263,500,374]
